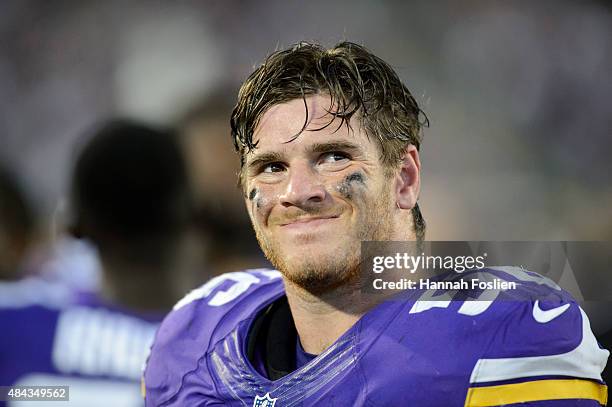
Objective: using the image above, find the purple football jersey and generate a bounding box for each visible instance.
[0,278,163,407]
[144,268,609,406]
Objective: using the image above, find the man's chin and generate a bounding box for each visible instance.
[257,232,362,292]
[272,251,360,294]
[283,268,351,295]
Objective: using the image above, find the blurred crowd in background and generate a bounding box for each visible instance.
[0,0,611,405]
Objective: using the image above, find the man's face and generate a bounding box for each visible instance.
[243,95,404,292]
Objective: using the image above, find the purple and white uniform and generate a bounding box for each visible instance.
[0,279,162,407]
[144,267,609,406]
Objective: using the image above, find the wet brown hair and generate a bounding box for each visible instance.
[231,41,428,241]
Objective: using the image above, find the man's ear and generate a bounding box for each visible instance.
[395,144,421,210]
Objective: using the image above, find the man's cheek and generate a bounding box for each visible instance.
[334,171,366,200]
[247,186,277,224]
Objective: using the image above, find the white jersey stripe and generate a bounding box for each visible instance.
[470,308,609,383]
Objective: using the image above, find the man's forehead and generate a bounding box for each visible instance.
[251,95,363,149]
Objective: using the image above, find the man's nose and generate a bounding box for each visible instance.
[279,164,326,208]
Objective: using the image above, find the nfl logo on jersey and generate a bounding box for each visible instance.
[253,393,277,407]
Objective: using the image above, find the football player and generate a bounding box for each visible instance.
[144,42,609,406]
[0,120,195,406]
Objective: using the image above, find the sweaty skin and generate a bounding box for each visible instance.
[248,187,268,211]
[249,171,368,224]
[242,95,420,355]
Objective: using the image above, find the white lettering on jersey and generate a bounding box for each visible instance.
[410,268,564,316]
[173,269,282,310]
[52,307,157,380]
[409,272,503,315]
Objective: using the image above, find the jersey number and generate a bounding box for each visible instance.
[173,270,281,310]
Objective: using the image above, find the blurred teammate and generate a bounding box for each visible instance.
[177,87,268,275]
[0,120,194,406]
[0,161,103,305]
[0,165,36,281]
[0,164,77,310]
[144,42,608,406]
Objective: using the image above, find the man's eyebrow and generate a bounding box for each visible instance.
[245,141,361,169]
[245,151,284,169]
[308,141,362,154]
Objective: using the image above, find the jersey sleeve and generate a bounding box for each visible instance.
[143,269,282,406]
[464,298,609,407]
[142,301,222,406]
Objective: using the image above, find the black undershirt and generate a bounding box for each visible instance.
[246,296,298,380]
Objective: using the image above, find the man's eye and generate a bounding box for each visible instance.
[262,162,285,173]
[320,152,350,164]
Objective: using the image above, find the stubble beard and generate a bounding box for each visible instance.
[254,186,395,295]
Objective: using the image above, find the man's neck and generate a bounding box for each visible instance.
[284,277,382,355]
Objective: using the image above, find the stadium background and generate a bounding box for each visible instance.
[0,0,610,403]
[1,0,611,241]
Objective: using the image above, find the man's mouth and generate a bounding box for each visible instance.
[280,215,340,229]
